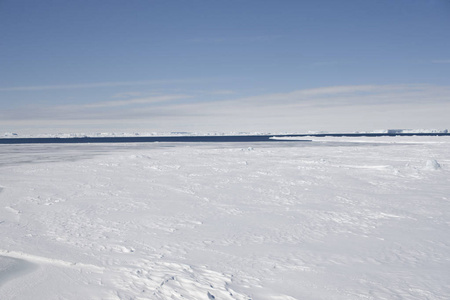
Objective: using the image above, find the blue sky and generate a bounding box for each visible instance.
[1,0,449,134]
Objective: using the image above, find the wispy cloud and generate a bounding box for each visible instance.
[432,59,450,64]
[82,94,191,109]
[311,60,353,67]
[209,84,446,107]
[3,84,450,133]
[0,80,159,92]
[0,78,230,92]
[189,35,281,44]
[199,90,235,96]
[112,92,143,98]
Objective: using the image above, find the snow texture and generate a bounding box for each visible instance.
[0,136,449,299]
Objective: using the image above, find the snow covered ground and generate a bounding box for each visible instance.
[0,136,449,299]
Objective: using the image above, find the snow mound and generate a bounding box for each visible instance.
[424,159,441,170]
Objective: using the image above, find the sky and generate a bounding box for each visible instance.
[1,0,449,134]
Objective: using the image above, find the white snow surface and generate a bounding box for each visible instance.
[0,136,449,299]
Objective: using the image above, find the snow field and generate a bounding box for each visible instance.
[0,137,449,299]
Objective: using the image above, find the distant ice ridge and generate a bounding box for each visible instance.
[375,129,448,134]
[386,129,448,134]
[1,131,273,139]
[2,133,18,137]
[316,128,449,134]
[2,128,448,138]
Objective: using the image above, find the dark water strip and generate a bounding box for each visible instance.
[0,133,448,144]
[0,135,307,144]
